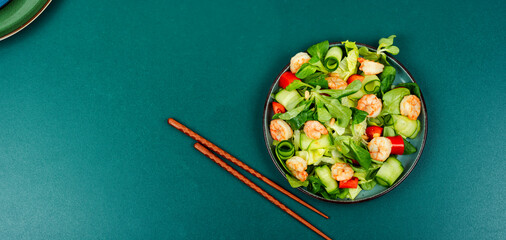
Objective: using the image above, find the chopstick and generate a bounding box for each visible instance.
[167,118,328,219]
[193,143,331,240]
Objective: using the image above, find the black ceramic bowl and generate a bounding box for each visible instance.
[263,42,427,203]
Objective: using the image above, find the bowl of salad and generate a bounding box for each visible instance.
[263,36,427,203]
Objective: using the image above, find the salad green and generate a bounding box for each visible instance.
[269,36,423,200]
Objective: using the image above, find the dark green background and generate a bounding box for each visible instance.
[1,0,504,239]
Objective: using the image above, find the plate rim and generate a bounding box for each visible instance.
[262,42,428,203]
[0,0,52,41]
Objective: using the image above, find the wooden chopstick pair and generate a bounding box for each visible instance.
[168,118,332,240]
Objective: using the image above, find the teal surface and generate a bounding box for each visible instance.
[0,0,504,239]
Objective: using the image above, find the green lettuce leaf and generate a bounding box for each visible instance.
[378,35,396,50]
[395,83,421,98]
[381,88,410,115]
[285,110,317,130]
[317,107,332,123]
[325,99,352,128]
[285,80,313,91]
[358,47,380,61]
[286,174,309,188]
[348,141,372,169]
[307,40,329,61]
[307,175,323,194]
[295,63,318,79]
[351,107,368,125]
[317,80,361,99]
[336,43,359,81]
[403,138,417,155]
[303,72,328,88]
[360,180,377,190]
[277,104,307,120]
[379,66,396,97]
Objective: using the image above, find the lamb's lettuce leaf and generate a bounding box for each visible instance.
[307,175,323,194]
[351,107,368,125]
[296,63,318,79]
[334,135,353,158]
[395,83,421,98]
[285,110,316,130]
[307,40,329,61]
[379,66,396,97]
[325,99,352,128]
[381,88,410,115]
[403,138,417,155]
[317,80,361,99]
[358,35,399,66]
[285,80,313,91]
[377,35,399,55]
[359,47,380,61]
[347,141,372,169]
[303,72,328,88]
[317,107,332,123]
[276,104,307,120]
[360,180,377,190]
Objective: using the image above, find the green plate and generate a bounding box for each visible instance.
[0,0,51,40]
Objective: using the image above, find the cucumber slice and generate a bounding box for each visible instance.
[409,120,421,139]
[323,46,343,71]
[362,75,381,94]
[348,186,362,200]
[275,90,303,111]
[383,126,396,137]
[300,133,313,150]
[319,157,337,165]
[308,149,326,165]
[375,177,389,187]
[392,115,418,138]
[383,114,394,126]
[308,134,332,150]
[375,157,404,187]
[315,165,338,193]
[348,89,365,100]
[293,130,301,150]
[275,141,295,161]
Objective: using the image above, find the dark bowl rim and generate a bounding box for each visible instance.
[262,42,428,203]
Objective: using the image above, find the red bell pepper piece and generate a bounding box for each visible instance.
[339,177,359,189]
[366,126,383,140]
[272,102,286,114]
[351,159,360,166]
[279,72,299,89]
[386,136,405,155]
[347,74,365,84]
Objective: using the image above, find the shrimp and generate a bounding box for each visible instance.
[368,137,392,162]
[326,76,348,90]
[331,162,354,181]
[293,170,308,182]
[270,119,293,141]
[358,57,384,75]
[286,156,308,181]
[290,52,311,74]
[328,72,340,78]
[400,95,421,120]
[356,94,383,118]
[303,120,328,140]
[286,156,307,172]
